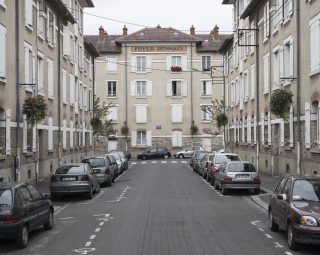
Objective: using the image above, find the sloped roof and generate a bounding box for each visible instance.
[85,35,122,53]
[195,33,231,52]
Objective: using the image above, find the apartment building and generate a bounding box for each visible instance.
[221,0,320,175]
[0,0,97,183]
[86,25,230,156]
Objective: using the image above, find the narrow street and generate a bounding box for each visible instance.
[1,160,319,255]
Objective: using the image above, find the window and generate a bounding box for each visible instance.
[136,81,147,97]
[263,53,270,94]
[27,184,42,201]
[201,105,212,121]
[37,0,45,38]
[70,33,75,62]
[131,80,152,97]
[18,186,32,201]
[273,46,280,89]
[135,104,147,123]
[107,56,117,72]
[136,56,146,72]
[263,2,270,41]
[171,104,183,123]
[107,81,117,97]
[172,131,182,147]
[243,72,249,101]
[172,56,181,67]
[24,42,34,91]
[202,80,212,96]
[250,64,255,99]
[47,8,56,47]
[37,52,44,94]
[62,69,67,104]
[202,56,211,71]
[69,74,75,104]
[283,37,294,81]
[283,0,293,22]
[0,24,6,80]
[79,82,83,109]
[25,0,33,28]
[310,13,320,75]
[137,131,146,146]
[107,106,118,122]
[78,44,83,70]
[89,89,93,112]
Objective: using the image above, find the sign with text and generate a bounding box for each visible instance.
[131,45,187,53]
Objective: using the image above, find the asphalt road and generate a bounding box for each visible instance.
[1,159,319,255]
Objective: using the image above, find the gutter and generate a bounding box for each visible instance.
[296,0,301,174]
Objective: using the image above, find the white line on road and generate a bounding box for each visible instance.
[274,242,284,248]
[161,161,167,163]
[265,234,273,239]
[55,203,71,216]
[94,214,110,217]
[258,228,264,232]
[95,228,101,233]
[250,220,261,226]
[285,252,294,255]
[131,162,137,165]
[141,162,147,164]
[59,217,74,220]
[85,242,91,247]
[172,161,177,163]
[152,161,157,163]
[181,161,187,163]
[89,235,96,240]
[99,222,104,226]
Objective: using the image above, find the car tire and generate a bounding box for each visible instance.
[214,180,219,190]
[95,183,101,193]
[44,210,54,230]
[268,210,279,232]
[288,223,298,250]
[142,155,147,160]
[107,179,112,187]
[253,188,260,195]
[164,155,169,159]
[16,224,29,249]
[221,183,228,195]
[87,187,93,199]
[178,154,184,159]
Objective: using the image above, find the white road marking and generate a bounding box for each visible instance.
[59,217,74,220]
[94,214,110,217]
[141,162,147,164]
[89,235,96,240]
[250,220,260,226]
[79,190,105,205]
[85,242,91,247]
[55,203,71,215]
[182,161,188,163]
[161,161,167,163]
[95,228,101,233]
[131,162,137,165]
[285,252,294,255]
[171,161,177,163]
[274,242,284,248]
[152,161,157,163]
[258,228,264,232]
[265,234,273,239]
[99,222,104,226]
[73,248,96,254]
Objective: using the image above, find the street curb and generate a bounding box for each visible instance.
[249,185,272,212]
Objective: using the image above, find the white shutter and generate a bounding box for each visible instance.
[207,81,212,96]
[47,58,53,97]
[182,80,188,96]
[172,105,182,123]
[268,112,271,145]
[5,109,11,155]
[0,25,6,78]
[242,121,245,143]
[147,81,152,96]
[289,40,294,77]
[107,107,117,121]
[131,131,137,147]
[32,126,36,152]
[261,113,265,144]
[250,64,255,99]
[253,116,257,144]
[234,123,237,142]
[280,120,285,147]
[83,124,86,146]
[107,56,117,72]
[290,105,294,147]
[166,81,172,96]
[305,102,311,148]
[182,55,187,71]
[24,46,30,83]
[69,74,75,104]
[48,117,53,150]
[62,70,67,103]
[131,56,136,72]
[63,120,67,149]
[46,7,50,41]
[146,131,152,147]
[32,53,36,84]
[131,81,136,96]
[318,105,320,147]
[53,15,56,46]
[247,116,251,143]
[146,56,152,72]
[63,26,70,56]
[166,56,171,70]
[70,121,74,148]
[279,46,284,82]
[287,0,293,16]
[25,0,33,27]
[23,115,27,152]
[136,105,147,123]
[172,132,178,147]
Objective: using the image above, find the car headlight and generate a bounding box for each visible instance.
[300,216,318,227]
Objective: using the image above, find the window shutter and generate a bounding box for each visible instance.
[280,120,285,147]
[131,56,136,72]
[131,81,136,96]
[70,121,74,148]
[32,53,36,84]
[206,81,212,95]
[242,121,245,143]
[146,56,152,72]
[288,0,293,16]
[69,74,75,104]
[83,124,86,146]
[63,120,67,149]
[177,131,182,147]
[48,117,53,150]
[289,105,294,147]
[182,55,187,71]
[305,102,311,148]
[53,15,56,46]
[172,132,177,147]
[136,105,147,123]
[279,46,284,82]
[0,25,6,78]
[253,116,257,144]
[63,26,70,56]
[46,7,50,41]
[250,65,255,99]
[47,58,53,97]
[146,131,152,147]
[32,126,36,152]
[182,80,188,96]
[107,56,117,72]
[62,70,67,103]
[234,123,237,142]
[24,46,30,83]
[268,112,271,145]
[166,56,171,70]
[23,115,27,152]
[261,113,265,144]
[318,105,320,147]
[289,40,294,77]
[172,105,182,123]
[131,131,137,147]
[5,109,11,155]
[247,116,251,143]
[25,0,33,27]
[166,81,172,96]
[147,81,152,96]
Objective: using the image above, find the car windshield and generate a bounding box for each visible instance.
[82,158,105,168]
[215,154,240,164]
[111,154,120,160]
[292,179,320,202]
[111,151,125,158]
[0,189,13,208]
[55,165,85,174]
[228,163,256,172]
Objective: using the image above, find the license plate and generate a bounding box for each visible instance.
[236,175,249,179]
[63,177,76,181]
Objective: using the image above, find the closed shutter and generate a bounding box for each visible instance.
[69,74,75,104]
[107,56,118,72]
[253,116,257,144]
[146,56,152,72]
[131,81,136,96]
[171,105,182,123]
[24,46,30,83]
[131,131,137,147]
[5,109,11,155]
[305,102,311,148]
[279,46,284,82]
[234,124,237,143]
[47,58,54,97]
[70,121,74,148]
[136,105,147,123]
[0,25,6,78]
[250,64,255,99]
[289,40,294,78]
[268,112,271,145]
[32,126,36,152]
[23,115,27,152]
[166,81,172,96]
[25,0,33,27]
[48,117,53,150]
[182,80,188,96]
[287,0,293,16]
[131,56,136,72]
[207,81,212,96]
[289,105,294,147]
[146,131,152,147]
[242,121,245,143]
[182,55,187,71]
[280,120,284,147]
[46,7,50,41]
[147,81,152,96]
[83,124,86,146]
[166,56,171,70]
[63,120,67,149]
[63,26,70,56]
[62,69,67,103]
[107,107,117,121]
[247,116,251,143]
[261,113,265,144]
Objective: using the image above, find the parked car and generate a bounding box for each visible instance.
[191,150,210,173]
[106,154,119,179]
[198,153,211,178]
[109,150,129,171]
[268,175,320,250]
[50,163,100,200]
[137,147,171,160]
[108,153,124,175]
[0,183,53,249]
[214,161,260,195]
[174,146,205,159]
[207,153,241,185]
[123,150,131,160]
[81,156,117,187]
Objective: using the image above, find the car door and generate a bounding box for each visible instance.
[17,185,39,231]
[26,184,49,225]
[272,177,288,225]
[88,165,98,190]
[277,178,292,229]
[216,162,226,185]
[148,148,157,159]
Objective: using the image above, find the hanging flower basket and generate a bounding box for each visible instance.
[190,125,198,135]
[22,96,47,127]
[171,66,182,72]
[270,89,293,120]
[216,112,228,129]
[121,125,129,136]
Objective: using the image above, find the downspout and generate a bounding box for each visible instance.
[296,0,301,175]
[222,53,226,150]
[190,43,194,145]
[92,53,96,154]
[57,16,62,165]
[125,44,128,150]
[255,13,260,173]
[15,0,20,182]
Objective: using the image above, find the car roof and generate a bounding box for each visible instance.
[215,153,239,156]
[82,156,104,160]
[280,174,320,181]
[0,182,31,189]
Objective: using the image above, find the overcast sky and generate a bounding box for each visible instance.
[84,0,233,36]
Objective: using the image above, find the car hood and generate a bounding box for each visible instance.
[293,201,320,214]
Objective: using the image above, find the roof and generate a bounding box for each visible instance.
[84,38,100,57]
[219,34,234,53]
[116,27,202,43]
[85,35,122,53]
[195,34,230,52]
[48,0,76,24]
[240,0,263,19]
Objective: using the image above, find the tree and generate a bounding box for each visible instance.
[200,99,228,132]
[90,98,114,136]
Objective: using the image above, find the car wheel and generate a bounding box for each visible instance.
[142,155,147,160]
[87,187,93,199]
[221,183,228,195]
[253,188,260,195]
[44,210,54,230]
[268,210,279,232]
[288,223,298,250]
[16,224,29,249]
[95,183,101,193]
[214,180,219,190]
[107,179,112,187]
[178,154,184,159]
[50,193,58,201]
[164,155,169,159]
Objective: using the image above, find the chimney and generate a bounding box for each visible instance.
[123,25,128,36]
[99,26,105,36]
[212,25,219,40]
[190,25,195,36]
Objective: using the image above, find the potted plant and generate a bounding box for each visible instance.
[121,125,129,136]
[22,96,47,127]
[270,89,293,120]
[171,66,182,72]
[190,125,198,135]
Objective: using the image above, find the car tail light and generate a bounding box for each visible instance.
[50,175,57,182]
[253,176,261,184]
[2,216,18,223]
[223,176,232,181]
[81,175,90,181]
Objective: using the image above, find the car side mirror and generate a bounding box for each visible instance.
[277,194,287,201]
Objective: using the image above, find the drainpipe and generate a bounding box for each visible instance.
[190,43,194,146]
[296,0,301,175]
[57,16,62,166]
[92,52,96,154]
[125,44,128,150]
[15,0,20,182]
[255,13,260,173]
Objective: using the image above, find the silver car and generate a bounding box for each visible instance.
[214,161,261,195]
[108,153,122,176]
[50,163,100,200]
[174,146,205,159]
